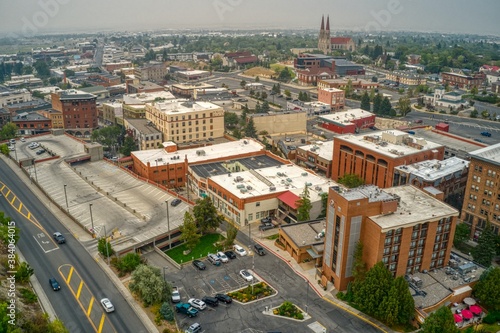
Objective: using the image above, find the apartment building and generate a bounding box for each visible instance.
[101,102,123,126]
[37,109,63,129]
[124,118,163,150]
[296,140,334,178]
[0,88,32,107]
[318,87,345,111]
[322,184,459,291]
[317,108,375,134]
[248,111,306,135]
[442,71,484,89]
[135,63,168,83]
[51,89,98,130]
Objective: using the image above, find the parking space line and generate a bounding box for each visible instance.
[66,266,74,283]
[97,314,106,333]
[87,297,95,316]
[76,281,84,298]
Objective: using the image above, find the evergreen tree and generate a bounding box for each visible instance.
[354,262,393,318]
[261,100,270,112]
[381,97,392,115]
[380,276,414,326]
[296,185,312,221]
[351,241,367,293]
[244,117,257,138]
[255,102,261,113]
[345,79,353,98]
[373,94,383,114]
[421,306,458,333]
[179,211,201,251]
[472,221,497,267]
[453,223,471,247]
[119,136,136,157]
[240,105,248,126]
[360,91,371,111]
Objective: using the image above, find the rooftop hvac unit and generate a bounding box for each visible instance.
[240,188,247,193]
[234,176,244,182]
[306,182,312,186]
[286,178,292,182]
[315,186,322,191]
[243,140,248,144]
[246,186,253,190]
[157,158,163,161]
[236,184,245,189]
[301,172,308,176]
[269,186,276,192]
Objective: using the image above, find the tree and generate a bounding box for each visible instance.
[224,112,239,128]
[91,126,121,148]
[240,80,247,88]
[33,60,51,78]
[120,136,136,157]
[97,237,114,258]
[421,306,458,333]
[278,67,291,82]
[296,185,312,221]
[232,128,242,139]
[240,105,249,126]
[244,117,257,138]
[360,91,371,111]
[284,89,291,98]
[193,197,223,234]
[371,76,378,82]
[398,96,411,116]
[15,262,34,283]
[338,174,364,188]
[261,100,270,112]
[318,192,328,218]
[223,224,238,249]
[373,93,383,114]
[381,97,392,115]
[129,264,171,306]
[381,276,414,326]
[354,262,394,318]
[453,223,471,247]
[113,252,144,274]
[351,242,367,292]
[159,302,175,322]
[261,91,267,100]
[255,76,260,82]
[473,267,500,311]
[471,86,478,95]
[345,79,353,98]
[179,211,201,252]
[472,221,497,267]
[0,123,18,140]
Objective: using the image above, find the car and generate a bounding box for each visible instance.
[28,142,39,149]
[100,298,115,313]
[188,298,206,310]
[201,296,219,307]
[49,277,60,291]
[474,138,485,143]
[216,251,229,263]
[270,91,276,95]
[192,260,206,270]
[185,323,202,333]
[259,222,274,231]
[8,145,15,151]
[233,244,247,257]
[254,244,266,256]
[170,198,182,206]
[277,94,283,98]
[260,217,271,224]
[239,269,253,282]
[171,287,181,303]
[20,137,25,142]
[215,293,232,304]
[53,232,65,244]
[414,119,423,124]
[36,149,46,155]
[224,250,236,259]
[207,253,221,265]
[9,139,16,145]
[481,131,492,137]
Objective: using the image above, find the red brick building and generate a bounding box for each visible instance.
[318,87,345,110]
[317,109,375,134]
[442,71,484,89]
[331,130,445,188]
[12,112,51,135]
[51,90,98,130]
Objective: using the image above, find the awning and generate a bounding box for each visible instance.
[469,305,482,315]
[277,191,300,209]
[306,248,323,259]
[454,314,463,323]
[461,309,473,320]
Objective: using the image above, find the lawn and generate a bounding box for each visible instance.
[165,233,225,264]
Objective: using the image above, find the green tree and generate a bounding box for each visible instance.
[255,76,260,82]
[284,89,291,98]
[296,185,312,221]
[129,264,171,306]
[33,60,51,78]
[193,197,224,234]
[398,96,412,116]
[15,262,34,283]
[244,117,257,138]
[48,318,70,333]
[382,276,414,325]
[179,211,201,252]
[159,302,175,322]
[345,79,353,98]
[318,192,328,218]
[223,224,238,249]
[360,91,371,111]
[91,126,121,148]
[471,86,478,95]
[0,211,20,245]
[240,105,249,126]
[232,128,242,139]
[113,252,144,274]
[261,100,270,112]
[381,97,392,115]
[373,93,383,114]
[0,123,18,140]
[453,223,471,247]
[119,136,136,157]
[472,221,497,267]
[261,91,267,100]
[0,144,9,156]
[473,267,500,311]
[354,262,394,318]
[351,241,367,292]
[224,112,239,128]
[240,80,247,88]
[255,101,261,113]
[97,237,114,258]
[338,174,364,188]
[421,306,458,333]
[278,67,291,82]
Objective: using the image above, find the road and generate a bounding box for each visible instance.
[0,157,149,333]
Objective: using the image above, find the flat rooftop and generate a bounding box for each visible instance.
[132,139,265,167]
[126,118,162,135]
[319,108,374,125]
[469,142,500,167]
[190,155,284,179]
[171,82,213,90]
[128,81,164,90]
[148,99,221,116]
[339,184,395,202]
[370,185,459,232]
[338,129,443,158]
[320,87,343,92]
[395,157,469,181]
[59,89,96,100]
[298,140,334,161]
[280,220,325,248]
[210,163,337,201]
[412,129,484,155]
[123,91,176,105]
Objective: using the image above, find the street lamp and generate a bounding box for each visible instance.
[63,184,69,211]
[165,200,171,249]
[89,203,95,237]
[103,225,110,266]
[305,278,310,315]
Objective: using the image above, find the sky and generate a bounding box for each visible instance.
[0,0,498,37]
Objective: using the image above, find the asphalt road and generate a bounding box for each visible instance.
[0,158,148,333]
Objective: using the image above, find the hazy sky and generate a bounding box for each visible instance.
[0,0,498,37]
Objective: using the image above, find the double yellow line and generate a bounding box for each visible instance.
[0,181,44,231]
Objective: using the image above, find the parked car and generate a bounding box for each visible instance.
[188,298,206,310]
[207,253,221,265]
[170,198,182,206]
[176,303,198,317]
[239,269,253,282]
[201,296,219,307]
[20,137,25,142]
[185,323,202,333]
[53,232,66,244]
[224,250,236,259]
[100,298,115,313]
[414,119,423,124]
[233,244,247,257]
[171,287,181,303]
[49,277,60,291]
[215,293,232,304]
[481,131,492,137]
[259,223,274,231]
[260,217,271,224]
[36,149,46,155]
[216,251,229,263]
[192,260,206,270]
[254,244,266,256]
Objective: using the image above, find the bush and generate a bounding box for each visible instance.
[159,302,175,322]
[113,253,144,275]
[483,311,500,324]
[19,288,38,303]
[337,291,346,300]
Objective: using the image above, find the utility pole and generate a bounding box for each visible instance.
[89,203,95,237]
[166,200,171,249]
[63,184,69,211]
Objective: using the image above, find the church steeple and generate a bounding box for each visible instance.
[320,15,325,31]
[326,15,330,31]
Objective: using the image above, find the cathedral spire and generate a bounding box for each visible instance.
[320,15,324,31]
[326,15,330,31]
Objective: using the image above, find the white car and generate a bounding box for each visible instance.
[188,298,206,311]
[233,244,247,257]
[239,269,253,282]
[100,298,115,313]
[216,251,229,263]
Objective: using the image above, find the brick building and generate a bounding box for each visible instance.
[317,109,375,134]
[37,109,63,129]
[51,89,98,131]
[331,130,445,188]
[296,140,334,178]
[318,15,356,53]
[318,87,345,110]
[461,143,500,240]
[322,184,459,291]
[12,112,52,135]
[317,78,379,91]
[441,71,484,89]
[134,63,168,83]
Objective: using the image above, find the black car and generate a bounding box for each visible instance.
[224,250,236,259]
[170,198,182,207]
[36,149,46,155]
[49,277,61,291]
[215,293,232,304]
[260,217,272,224]
[254,244,266,256]
[193,260,206,270]
[201,296,219,307]
[259,222,274,231]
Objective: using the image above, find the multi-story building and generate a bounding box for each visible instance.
[51,89,98,130]
[124,118,163,150]
[331,130,445,188]
[4,75,43,88]
[424,87,467,110]
[145,99,224,144]
[0,88,32,107]
[385,70,425,86]
[322,184,459,291]
[122,91,176,119]
[37,109,63,129]
[104,61,133,73]
[223,51,258,69]
[294,54,364,85]
[134,63,168,83]
[170,83,214,97]
[461,143,500,240]
[296,140,334,178]
[442,71,484,90]
[0,108,10,128]
[12,112,52,135]
[101,102,123,126]
[285,101,331,116]
[85,73,121,87]
[317,109,375,134]
[248,111,306,135]
[317,78,379,91]
[127,81,165,94]
[318,87,345,110]
[317,15,356,53]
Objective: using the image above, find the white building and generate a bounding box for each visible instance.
[425,87,467,109]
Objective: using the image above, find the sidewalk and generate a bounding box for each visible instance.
[255,235,395,333]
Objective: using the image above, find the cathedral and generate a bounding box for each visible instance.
[318,15,356,54]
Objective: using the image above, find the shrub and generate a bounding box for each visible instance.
[19,288,38,303]
[483,311,500,324]
[337,291,345,300]
[159,302,175,322]
[113,253,144,275]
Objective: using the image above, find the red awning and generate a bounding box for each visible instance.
[454,314,463,323]
[277,191,300,209]
[461,309,473,320]
[469,305,482,315]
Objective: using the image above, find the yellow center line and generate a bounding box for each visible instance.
[66,266,74,283]
[76,281,84,299]
[87,297,95,316]
[97,313,106,333]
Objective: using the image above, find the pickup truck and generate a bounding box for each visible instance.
[175,303,198,318]
[171,287,181,303]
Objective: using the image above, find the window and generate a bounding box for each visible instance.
[256,202,260,207]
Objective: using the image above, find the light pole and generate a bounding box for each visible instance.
[89,203,95,237]
[305,278,310,315]
[165,200,171,249]
[63,184,69,211]
[103,224,110,266]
